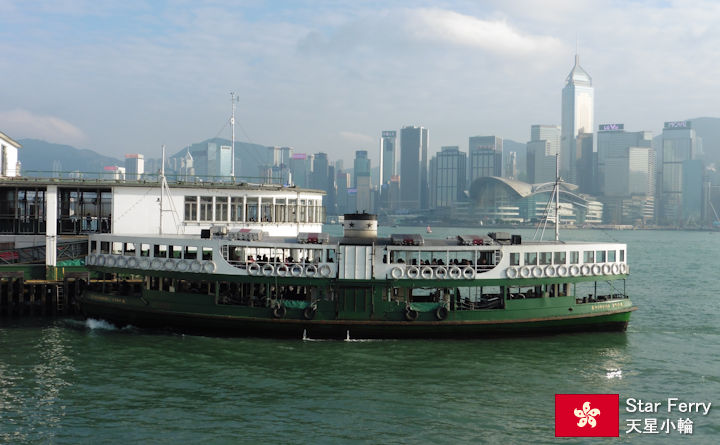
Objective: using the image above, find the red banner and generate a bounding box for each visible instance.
[555,394,619,437]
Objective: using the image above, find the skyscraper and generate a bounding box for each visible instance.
[468,135,502,183]
[311,152,329,191]
[526,125,560,184]
[380,131,397,187]
[400,126,429,210]
[429,146,466,209]
[660,121,700,225]
[354,150,372,212]
[124,154,144,180]
[289,153,313,188]
[596,124,652,197]
[561,54,594,182]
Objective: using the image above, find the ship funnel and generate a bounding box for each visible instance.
[342,212,378,239]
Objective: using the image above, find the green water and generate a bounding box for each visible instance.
[1,228,719,444]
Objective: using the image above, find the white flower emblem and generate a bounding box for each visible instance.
[574,401,601,428]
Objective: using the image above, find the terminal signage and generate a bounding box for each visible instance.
[664,121,690,129]
[598,124,624,131]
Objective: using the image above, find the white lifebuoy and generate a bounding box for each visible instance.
[506,267,518,279]
[462,266,475,280]
[611,263,620,275]
[117,256,128,268]
[532,266,544,278]
[190,260,203,273]
[319,264,332,278]
[569,264,580,277]
[407,266,420,279]
[305,264,318,277]
[592,264,602,276]
[164,259,176,271]
[151,258,164,270]
[520,266,531,278]
[602,264,612,275]
[248,262,261,275]
[557,265,569,277]
[448,266,462,279]
[276,264,289,276]
[138,258,149,269]
[203,261,216,273]
[291,264,303,277]
[390,267,403,279]
[620,263,628,274]
[176,259,189,272]
[545,265,557,277]
[106,256,117,267]
[581,264,591,276]
[86,255,95,266]
[262,263,274,276]
[97,255,106,266]
[420,266,433,279]
[435,266,447,279]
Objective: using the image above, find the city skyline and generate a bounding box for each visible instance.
[2,1,720,165]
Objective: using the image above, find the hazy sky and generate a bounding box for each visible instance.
[1,0,719,164]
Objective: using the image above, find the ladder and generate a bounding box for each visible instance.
[56,284,65,313]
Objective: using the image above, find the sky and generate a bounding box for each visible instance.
[1,0,719,164]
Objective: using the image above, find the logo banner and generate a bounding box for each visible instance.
[555,394,619,437]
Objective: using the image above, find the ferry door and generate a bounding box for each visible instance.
[337,286,372,318]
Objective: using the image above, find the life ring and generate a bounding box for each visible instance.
[191,260,203,273]
[138,258,149,269]
[303,305,317,320]
[176,259,189,272]
[404,307,419,321]
[164,259,176,271]
[127,257,138,269]
[119,256,130,268]
[602,264,612,275]
[407,266,420,279]
[448,266,462,279]
[580,264,591,276]
[305,264,318,277]
[520,266,532,278]
[557,265,569,277]
[319,264,332,278]
[532,266,544,278]
[435,266,448,279]
[247,262,261,276]
[291,265,303,277]
[272,304,287,318]
[276,264,289,276]
[390,267,404,279]
[97,255,106,267]
[435,306,448,321]
[106,256,117,267]
[611,263,620,275]
[462,266,475,280]
[420,266,433,279]
[592,264,602,276]
[506,267,518,279]
[262,263,274,276]
[569,264,580,277]
[203,261,217,273]
[151,258,164,270]
[620,263,628,274]
[545,265,557,277]
[85,255,94,266]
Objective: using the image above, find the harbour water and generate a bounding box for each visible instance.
[1,228,719,444]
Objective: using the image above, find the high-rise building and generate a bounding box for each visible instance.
[207,143,232,179]
[289,153,313,188]
[526,125,560,184]
[353,150,371,187]
[660,121,700,225]
[469,135,503,183]
[380,131,397,187]
[353,150,372,212]
[311,152,329,191]
[400,126,429,210]
[575,132,596,194]
[124,154,144,180]
[561,54,594,182]
[596,124,652,197]
[429,146,466,209]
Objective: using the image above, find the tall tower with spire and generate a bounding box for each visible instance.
[561,54,594,183]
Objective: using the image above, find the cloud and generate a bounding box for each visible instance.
[404,8,562,54]
[0,109,86,144]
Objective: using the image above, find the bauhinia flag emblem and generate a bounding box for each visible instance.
[555,394,619,437]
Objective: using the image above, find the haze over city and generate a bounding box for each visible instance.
[2,0,719,164]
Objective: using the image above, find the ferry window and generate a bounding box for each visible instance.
[184,246,197,259]
[620,250,625,261]
[510,253,519,266]
[91,240,97,253]
[554,252,566,265]
[230,197,243,221]
[583,251,594,263]
[100,241,110,254]
[184,196,198,221]
[170,245,182,259]
[156,245,168,258]
[299,200,307,222]
[539,252,552,265]
[141,244,150,257]
[524,252,537,265]
[124,243,136,256]
[215,197,228,222]
[199,196,213,221]
[202,247,213,260]
[261,201,272,222]
[596,251,606,263]
[326,249,336,263]
[246,198,258,222]
[112,242,122,254]
[570,251,579,264]
[287,199,297,222]
[608,250,616,262]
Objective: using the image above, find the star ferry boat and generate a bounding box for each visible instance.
[79,213,636,338]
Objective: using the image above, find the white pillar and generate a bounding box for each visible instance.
[242,196,247,223]
[46,185,57,267]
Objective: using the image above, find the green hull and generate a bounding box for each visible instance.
[79,290,635,339]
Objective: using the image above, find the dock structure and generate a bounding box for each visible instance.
[0,270,86,317]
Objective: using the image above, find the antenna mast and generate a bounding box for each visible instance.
[555,153,560,241]
[160,145,166,235]
[230,92,238,178]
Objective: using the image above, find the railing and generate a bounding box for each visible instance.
[0,240,88,265]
